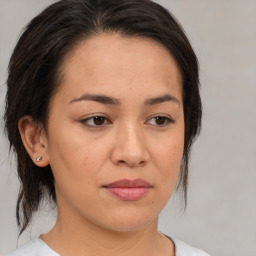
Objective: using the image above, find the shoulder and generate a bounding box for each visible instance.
[4,239,59,256]
[172,238,211,256]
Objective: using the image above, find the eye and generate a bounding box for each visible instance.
[147,116,174,126]
[81,116,110,127]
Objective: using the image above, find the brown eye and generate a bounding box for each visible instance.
[81,116,110,127]
[155,116,166,125]
[93,116,106,125]
[147,116,174,126]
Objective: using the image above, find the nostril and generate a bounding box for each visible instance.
[139,160,146,167]
[117,159,146,167]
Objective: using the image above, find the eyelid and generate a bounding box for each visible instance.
[145,115,174,126]
[80,114,112,128]
[79,113,174,128]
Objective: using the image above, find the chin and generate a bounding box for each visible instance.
[95,210,159,233]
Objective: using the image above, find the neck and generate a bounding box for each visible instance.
[41,212,174,256]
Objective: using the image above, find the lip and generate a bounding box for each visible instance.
[103,179,152,201]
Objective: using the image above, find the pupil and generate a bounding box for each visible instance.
[155,117,165,125]
[94,117,105,125]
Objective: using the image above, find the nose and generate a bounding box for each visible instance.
[110,123,150,168]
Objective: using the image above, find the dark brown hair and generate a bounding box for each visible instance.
[4,0,201,235]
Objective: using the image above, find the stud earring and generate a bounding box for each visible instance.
[36,156,42,162]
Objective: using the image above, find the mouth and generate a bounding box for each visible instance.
[103,179,152,201]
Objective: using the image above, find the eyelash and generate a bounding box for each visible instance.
[147,116,174,126]
[81,116,111,128]
[80,115,174,128]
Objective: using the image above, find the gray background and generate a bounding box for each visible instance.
[0,1,255,255]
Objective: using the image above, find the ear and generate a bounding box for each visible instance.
[18,115,49,167]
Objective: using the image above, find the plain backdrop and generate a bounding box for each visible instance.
[0,1,256,255]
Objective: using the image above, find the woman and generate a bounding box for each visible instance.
[4,0,210,255]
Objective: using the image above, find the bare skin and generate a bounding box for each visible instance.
[19,33,184,256]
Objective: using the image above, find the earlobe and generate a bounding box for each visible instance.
[18,116,49,167]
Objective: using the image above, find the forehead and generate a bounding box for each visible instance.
[57,33,183,103]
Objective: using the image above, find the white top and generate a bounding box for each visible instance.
[5,237,211,256]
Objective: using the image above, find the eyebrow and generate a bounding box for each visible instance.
[144,94,180,106]
[70,94,121,105]
[70,93,180,106]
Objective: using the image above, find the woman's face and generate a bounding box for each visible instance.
[44,34,184,232]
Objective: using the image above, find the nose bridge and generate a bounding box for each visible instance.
[111,120,149,167]
[121,121,143,148]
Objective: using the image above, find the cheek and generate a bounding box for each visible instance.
[47,133,105,205]
[46,127,115,204]
[158,145,183,187]
[150,130,184,194]
[153,133,184,170]
[47,124,107,170]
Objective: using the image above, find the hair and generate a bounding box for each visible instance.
[4,0,201,235]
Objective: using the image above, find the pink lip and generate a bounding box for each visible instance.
[103,179,152,201]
